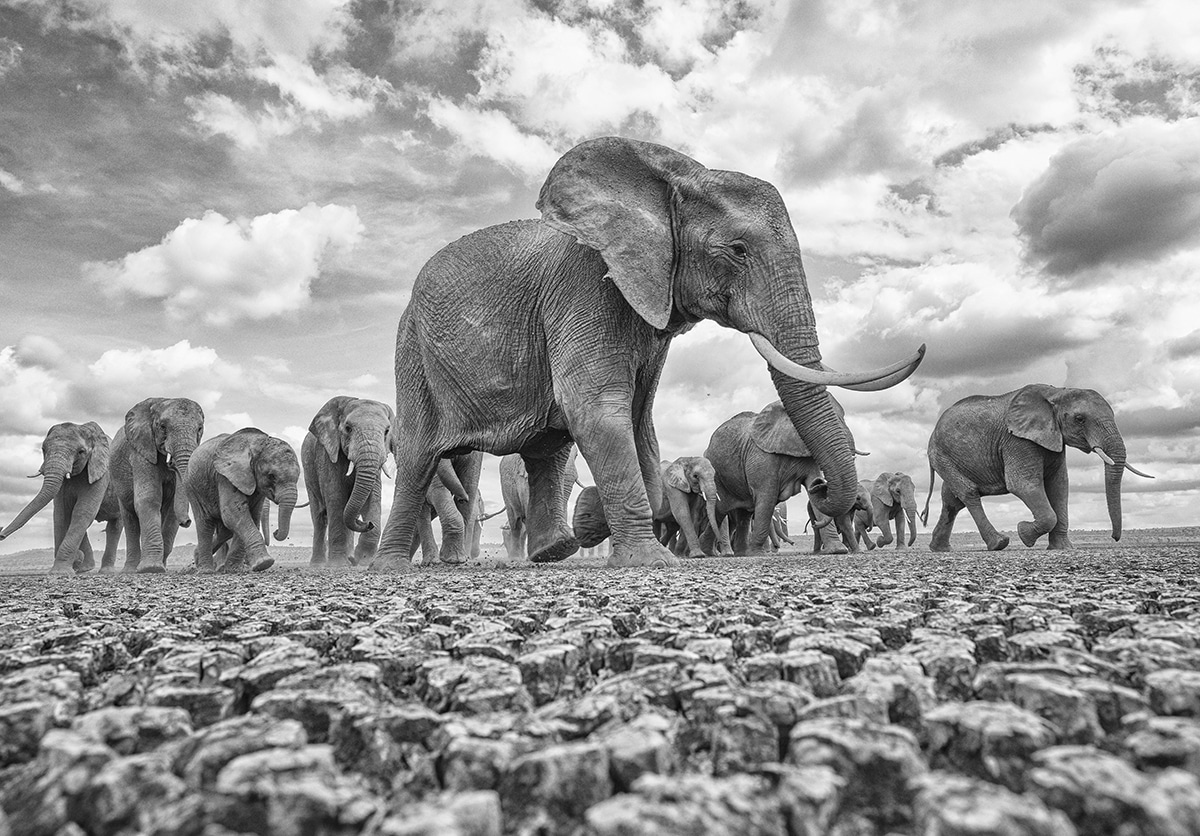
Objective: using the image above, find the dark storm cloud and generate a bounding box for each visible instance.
[1118,404,1200,440]
[1011,118,1200,277]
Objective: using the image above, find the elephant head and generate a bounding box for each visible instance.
[126,397,204,527]
[811,480,872,531]
[872,471,919,546]
[537,137,924,519]
[215,429,301,541]
[0,422,109,540]
[1005,384,1149,541]
[309,396,394,534]
[662,456,721,550]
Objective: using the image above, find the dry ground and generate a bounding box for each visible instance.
[2,530,1200,834]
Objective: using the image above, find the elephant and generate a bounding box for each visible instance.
[407,452,483,565]
[921,384,1151,551]
[0,422,121,574]
[705,398,864,555]
[374,136,924,571]
[767,502,793,551]
[108,397,204,573]
[653,457,721,558]
[499,449,580,561]
[851,485,877,550]
[185,428,300,573]
[808,481,872,554]
[863,472,919,549]
[302,396,395,567]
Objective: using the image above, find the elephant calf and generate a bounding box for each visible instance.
[858,472,919,549]
[0,421,121,574]
[807,482,872,554]
[654,457,721,558]
[185,428,300,573]
[923,384,1151,551]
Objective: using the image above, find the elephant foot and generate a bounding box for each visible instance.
[251,557,274,572]
[1047,535,1074,550]
[529,534,579,564]
[819,543,849,555]
[875,536,893,549]
[606,543,680,568]
[368,556,415,573]
[74,553,95,573]
[218,561,247,574]
[136,561,166,574]
[685,549,706,559]
[49,560,75,575]
[98,563,116,575]
[1017,522,1041,548]
[120,561,140,574]
[928,539,952,552]
[987,534,1010,551]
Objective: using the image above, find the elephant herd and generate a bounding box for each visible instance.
[2,137,1152,575]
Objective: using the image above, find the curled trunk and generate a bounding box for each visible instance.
[1101,430,1127,541]
[1,454,69,538]
[273,485,297,541]
[344,449,382,533]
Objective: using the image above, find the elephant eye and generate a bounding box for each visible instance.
[1074,413,1086,423]
[728,242,748,260]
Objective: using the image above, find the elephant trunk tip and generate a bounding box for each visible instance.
[273,529,287,542]
[179,519,191,528]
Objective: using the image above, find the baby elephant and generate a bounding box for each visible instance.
[186,428,300,573]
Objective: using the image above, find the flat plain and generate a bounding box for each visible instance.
[2,530,1200,834]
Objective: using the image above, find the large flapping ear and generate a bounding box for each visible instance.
[125,398,163,461]
[663,461,690,492]
[215,435,258,495]
[309,396,350,463]
[1006,385,1063,452]
[537,136,705,330]
[872,473,895,507]
[81,422,110,484]
[750,401,811,457]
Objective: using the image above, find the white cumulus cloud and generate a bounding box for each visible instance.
[83,203,364,325]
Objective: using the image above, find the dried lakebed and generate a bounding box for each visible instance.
[2,547,1200,835]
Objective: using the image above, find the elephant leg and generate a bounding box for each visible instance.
[58,486,104,573]
[161,513,180,564]
[247,496,274,571]
[1044,460,1073,550]
[373,443,440,572]
[195,518,217,574]
[100,520,121,573]
[76,534,96,574]
[310,496,329,565]
[836,514,858,553]
[354,477,383,564]
[875,514,895,548]
[566,404,675,568]
[419,508,439,564]
[326,484,353,566]
[219,489,272,571]
[730,511,750,556]
[132,479,167,573]
[120,503,142,573]
[962,492,1009,551]
[423,482,465,565]
[50,495,73,574]
[524,447,578,563]
[747,492,777,554]
[1011,478,1058,549]
[929,485,962,552]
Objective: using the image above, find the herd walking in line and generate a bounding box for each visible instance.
[0,137,1151,575]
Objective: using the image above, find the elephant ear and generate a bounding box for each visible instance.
[309,396,350,463]
[1006,385,1063,452]
[81,422,110,484]
[872,473,895,507]
[537,136,706,330]
[663,462,691,492]
[215,438,257,495]
[125,398,163,462]
[750,401,811,457]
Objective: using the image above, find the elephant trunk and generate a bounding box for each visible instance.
[901,484,919,545]
[700,475,721,552]
[0,452,70,539]
[273,484,297,541]
[344,447,382,533]
[1099,429,1127,542]
[170,447,193,527]
[771,367,857,518]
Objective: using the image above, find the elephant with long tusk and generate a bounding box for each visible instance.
[374,136,924,571]
[922,384,1152,551]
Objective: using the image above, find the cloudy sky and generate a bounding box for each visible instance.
[2,0,1198,557]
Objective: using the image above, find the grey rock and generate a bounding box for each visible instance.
[778,650,841,697]
[71,706,193,755]
[378,790,502,835]
[913,771,1076,835]
[584,773,786,835]
[925,701,1057,791]
[499,740,612,834]
[1146,668,1200,717]
[172,715,308,790]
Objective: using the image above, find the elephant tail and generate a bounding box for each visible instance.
[920,460,935,526]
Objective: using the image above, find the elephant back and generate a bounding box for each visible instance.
[750,401,811,458]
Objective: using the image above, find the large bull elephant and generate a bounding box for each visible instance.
[865,471,920,549]
[499,449,579,561]
[302,396,394,567]
[109,397,204,573]
[706,398,863,555]
[374,136,923,571]
[922,384,1151,551]
[185,428,300,573]
[0,422,120,574]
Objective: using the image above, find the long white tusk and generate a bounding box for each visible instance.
[748,333,926,390]
[166,452,172,467]
[382,459,395,478]
[855,448,870,456]
[1125,462,1154,478]
[1092,446,1115,466]
[346,460,356,477]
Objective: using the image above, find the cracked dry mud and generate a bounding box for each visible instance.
[3,541,1200,835]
